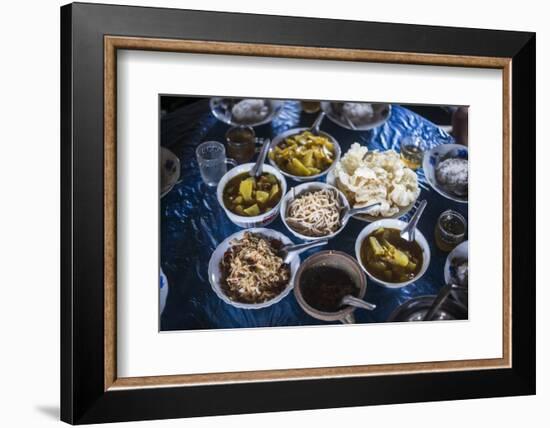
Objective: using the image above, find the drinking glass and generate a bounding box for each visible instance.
[434,210,467,252]
[399,134,425,170]
[196,141,237,187]
[225,126,257,164]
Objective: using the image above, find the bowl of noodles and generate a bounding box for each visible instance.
[280,183,352,241]
[208,228,300,309]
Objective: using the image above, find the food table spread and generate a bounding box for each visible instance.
[160,100,467,330]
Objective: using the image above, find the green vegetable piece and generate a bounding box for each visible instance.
[265,174,277,184]
[386,248,409,267]
[234,205,245,215]
[406,261,417,271]
[255,190,269,204]
[374,227,385,237]
[233,196,243,205]
[243,204,260,216]
[368,236,385,256]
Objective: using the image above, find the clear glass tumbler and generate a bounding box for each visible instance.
[195,141,237,187]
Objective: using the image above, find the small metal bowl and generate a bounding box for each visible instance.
[387,295,467,322]
[268,127,341,182]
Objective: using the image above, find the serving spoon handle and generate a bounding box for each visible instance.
[310,111,326,135]
[344,202,382,221]
[341,295,377,311]
[250,138,271,178]
[280,239,328,263]
[400,199,427,242]
[422,283,464,321]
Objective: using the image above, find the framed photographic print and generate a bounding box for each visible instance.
[60,2,536,424]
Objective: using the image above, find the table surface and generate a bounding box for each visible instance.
[160,100,467,331]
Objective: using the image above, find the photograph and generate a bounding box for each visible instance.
[159,96,469,331]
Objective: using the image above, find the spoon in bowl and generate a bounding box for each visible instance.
[249,138,271,178]
[341,295,376,311]
[279,239,328,264]
[423,283,467,321]
[310,111,326,136]
[400,199,427,242]
[342,202,382,223]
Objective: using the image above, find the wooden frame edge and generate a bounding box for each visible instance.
[103,35,512,391]
[104,36,117,390]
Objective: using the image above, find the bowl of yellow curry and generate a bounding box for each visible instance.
[217,163,287,228]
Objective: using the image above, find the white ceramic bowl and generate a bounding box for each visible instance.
[444,240,468,306]
[159,268,169,315]
[354,219,431,288]
[217,163,287,228]
[320,102,392,131]
[280,182,350,241]
[208,228,300,310]
[209,98,284,127]
[422,143,468,203]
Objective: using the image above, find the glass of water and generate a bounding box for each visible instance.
[196,141,237,187]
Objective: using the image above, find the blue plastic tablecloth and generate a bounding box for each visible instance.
[160,100,466,331]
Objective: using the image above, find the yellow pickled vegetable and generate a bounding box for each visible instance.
[271,130,335,176]
[255,190,269,204]
[239,177,255,202]
[243,204,260,216]
[269,184,279,200]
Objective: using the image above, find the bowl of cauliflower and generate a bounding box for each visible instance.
[327,143,420,222]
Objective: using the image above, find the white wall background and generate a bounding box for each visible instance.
[0,0,545,427]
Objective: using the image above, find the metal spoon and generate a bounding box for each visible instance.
[423,283,463,321]
[310,111,326,135]
[249,138,271,178]
[280,239,328,264]
[342,113,357,130]
[400,199,427,242]
[342,202,381,222]
[341,295,377,311]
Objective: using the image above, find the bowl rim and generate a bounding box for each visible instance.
[422,143,468,204]
[354,219,431,288]
[267,127,341,182]
[216,163,288,222]
[279,182,351,241]
[207,228,298,310]
[320,101,392,131]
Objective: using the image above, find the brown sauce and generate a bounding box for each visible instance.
[300,266,358,312]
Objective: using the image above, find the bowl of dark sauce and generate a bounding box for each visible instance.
[294,251,372,323]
